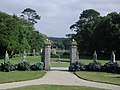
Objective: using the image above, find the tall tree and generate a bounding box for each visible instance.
[0,11,47,58]
[21,8,41,25]
[30,31,47,52]
[0,12,19,56]
[70,9,100,53]
[92,12,120,52]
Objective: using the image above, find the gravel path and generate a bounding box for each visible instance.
[0,70,120,90]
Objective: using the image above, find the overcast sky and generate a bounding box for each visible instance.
[0,0,120,37]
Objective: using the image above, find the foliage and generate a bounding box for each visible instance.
[21,8,41,25]
[69,60,120,73]
[102,61,120,73]
[1,61,15,72]
[49,37,69,50]
[86,61,102,71]
[69,62,85,71]
[70,9,120,57]
[0,12,20,56]
[0,11,47,58]
[92,12,120,52]
[30,31,47,52]
[16,61,30,71]
[30,62,44,70]
[70,9,100,52]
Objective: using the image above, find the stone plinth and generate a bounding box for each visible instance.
[44,39,51,71]
[70,39,77,65]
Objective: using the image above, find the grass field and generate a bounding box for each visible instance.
[8,85,105,90]
[75,71,120,85]
[79,59,120,65]
[51,62,70,67]
[0,56,41,65]
[51,58,120,67]
[0,71,45,84]
[0,56,120,67]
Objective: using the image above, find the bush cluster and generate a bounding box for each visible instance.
[1,61,15,72]
[16,61,30,71]
[0,61,44,72]
[69,62,85,71]
[86,61,102,71]
[101,61,120,73]
[30,62,44,70]
[69,61,120,73]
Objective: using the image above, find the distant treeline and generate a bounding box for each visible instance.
[49,37,69,50]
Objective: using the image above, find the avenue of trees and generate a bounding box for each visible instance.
[0,8,47,58]
[70,9,120,59]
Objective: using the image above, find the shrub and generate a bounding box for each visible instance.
[86,60,102,71]
[102,61,120,73]
[30,62,44,70]
[1,61,15,72]
[17,61,30,71]
[69,62,85,71]
[69,63,75,72]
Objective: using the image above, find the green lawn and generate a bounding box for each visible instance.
[79,59,120,65]
[75,71,120,85]
[51,58,120,67]
[0,71,45,84]
[8,85,105,90]
[51,62,70,67]
[0,56,120,67]
[0,56,41,65]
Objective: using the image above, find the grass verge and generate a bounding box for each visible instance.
[0,70,45,84]
[8,85,105,90]
[75,71,120,85]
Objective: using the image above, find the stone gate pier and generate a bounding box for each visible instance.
[70,39,78,65]
[43,39,51,71]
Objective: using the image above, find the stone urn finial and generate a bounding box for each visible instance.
[45,39,51,45]
[71,39,77,45]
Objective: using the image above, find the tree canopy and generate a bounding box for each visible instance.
[70,9,120,56]
[70,9,100,52]
[21,8,41,25]
[0,10,47,58]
